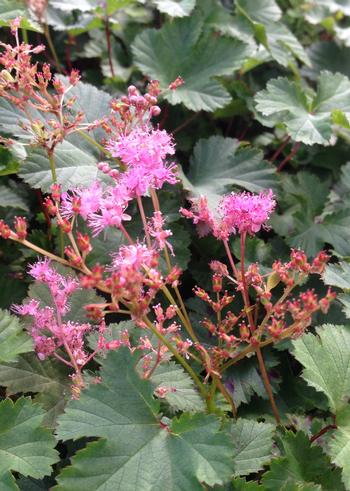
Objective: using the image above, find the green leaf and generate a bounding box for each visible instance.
[327,406,350,490]
[230,419,274,476]
[255,71,350,145]
[0,353,71,427]
[132,16,253,111]
[0,397,58,487]
[292,324,350,413]
[0,310,32,363]
[271,172,350,256]
[323,262,350,290]
[236,0,281,24]
[49,0,96,12]
[55,348,234,490]
[262,431,344,490]
[231,477,264,490]
[0,1,40,30]
[150,361,205,412]
[1,80,111,191]
[152,0,196,17]
[0,147,19,176]
[305,41,350,81]
[0,185,28,211]
[182,136,278,208]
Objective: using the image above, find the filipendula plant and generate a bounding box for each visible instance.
[0,20,342,490]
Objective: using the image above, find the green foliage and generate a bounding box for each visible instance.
[0,353,71,427]
[255,71,350,145]
[0,397,58,489]
[0,310,32,363]
[230,418,275,476]
[150,361,205,412]
[182,136,278,208]
[262,431,344,490]
[55,348,234,490]
[292,325,350,413]
[2,1,350,488]
[132,15,253,111]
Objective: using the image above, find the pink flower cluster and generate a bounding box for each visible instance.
[220,190,276,235]
[107,127,178,196]
[12,259,92,366]
[59,127,177,236]
[181,190,276,239]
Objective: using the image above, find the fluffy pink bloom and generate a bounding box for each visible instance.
[27,258,79,315]
[60,181,103,220]
[107,127,174,165]
[111,243,156,271]
[220,190,276,235]
[12,260,93,366]
[106,127,178,195]
[87,185,131,236]
[181,190,276,238]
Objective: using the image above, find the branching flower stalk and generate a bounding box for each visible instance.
[0,27,336,420]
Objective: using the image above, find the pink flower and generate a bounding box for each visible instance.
[220,190,275,235]
[87,185,131,236]
[60,182,103,220]
[111,243,156,271]
[107,127,174,165]
[106,127,178,196]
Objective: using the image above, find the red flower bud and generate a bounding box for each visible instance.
[14,216,27,240]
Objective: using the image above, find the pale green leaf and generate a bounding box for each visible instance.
[236,0,281,24]
[55,348,234,490]
[230,419,274,476]
[323,262,350,290]
[152,0,196,17]
[0,398,58,486]
[0,353,71,427]
[255,71,350,145]
[182,136,277,208]
[150,361,205,412]
[292,324,350,413]
[0,310,32,363]
[328,406,350,490]
[132,16,253,111]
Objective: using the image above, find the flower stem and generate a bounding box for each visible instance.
[47,150,64,258]
[104,16,115,78]
[43,23,62,72]
[137,195,151,248]
[77,129,110,156]
[142,316,208,401]
[240,232,281,424]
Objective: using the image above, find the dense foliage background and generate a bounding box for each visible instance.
[2,0,350,489]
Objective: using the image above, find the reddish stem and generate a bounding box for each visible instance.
[270,135,291,163]
[240,232,281,424]
[310,424,337,443]
[277,142,301,172]
[105,17,115,78]
[36,189,52,240]
[172,112,199,134]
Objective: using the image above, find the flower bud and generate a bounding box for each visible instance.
[76,232,92,253]
[239,322,250,341]
[58,218,72,233]
[14,216,27,240]
[0,219,12,239]
[212,273,222,293]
